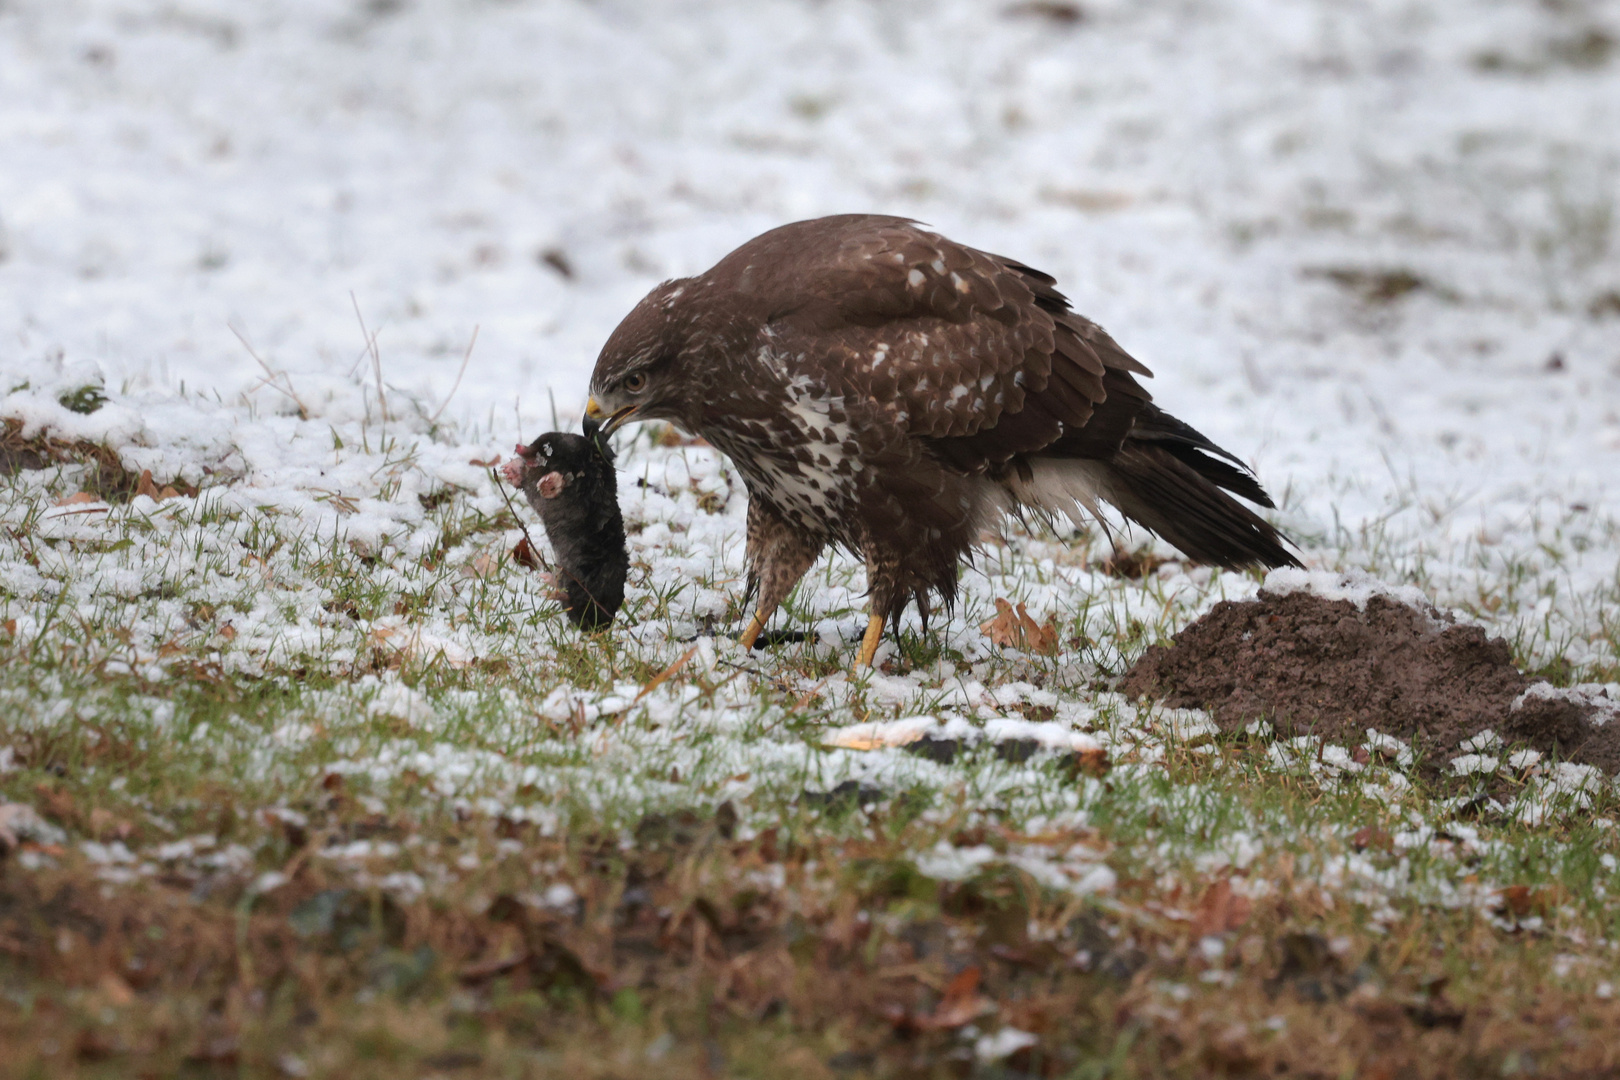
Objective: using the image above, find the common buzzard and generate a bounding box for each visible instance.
[585,215,1298,666]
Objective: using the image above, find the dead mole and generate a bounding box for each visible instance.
[500,430,627,631]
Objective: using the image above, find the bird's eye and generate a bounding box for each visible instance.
[623,372,648,393]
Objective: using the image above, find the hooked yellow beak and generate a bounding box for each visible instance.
[584,396,639,438]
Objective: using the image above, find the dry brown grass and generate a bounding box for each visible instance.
[5,786,1620,1079]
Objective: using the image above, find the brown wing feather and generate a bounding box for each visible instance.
[715,216,1149,470]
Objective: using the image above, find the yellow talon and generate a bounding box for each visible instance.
[854,613,885,669]
[738,610,768,651]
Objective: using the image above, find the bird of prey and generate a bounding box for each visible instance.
[585,215,1299,667]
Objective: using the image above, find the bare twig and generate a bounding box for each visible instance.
[715,658,796,695]
[428,325,479,425]
[491,468,549,572]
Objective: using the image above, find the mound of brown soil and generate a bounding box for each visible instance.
[1118,588,1620,775]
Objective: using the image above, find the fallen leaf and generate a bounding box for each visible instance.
[1189,878,1252,939]
[33,784,78,827]
[1351,825,1393,852]
[1068,748,1111,778]
[467,546,504,578]
[923,965,995,1029]
[791,677,830,712]
[469,454,503,467]
[88,807,135,842]
[1093,545,1173,579]
[511,537,544,571]
[1495,884,1563,919]
[980,598,1060,656]
[369,619,474,669]
[97,971,136,1007]
[135,469,161,501]
[53,492,97,507]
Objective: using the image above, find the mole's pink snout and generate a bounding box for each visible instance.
[499,443,533,486]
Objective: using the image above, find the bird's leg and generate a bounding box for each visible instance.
[738,608,770,651]
[854,611,885,668]
[739,501,822,650]
[739,552,819,649]
[853,555,901,671]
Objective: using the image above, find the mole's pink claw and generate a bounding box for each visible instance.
[499,457,526,486]
[537,471,567,499]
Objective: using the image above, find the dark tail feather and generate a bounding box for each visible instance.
[1104,443,1301,570]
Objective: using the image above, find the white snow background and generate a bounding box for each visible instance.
[3,0,1620,909]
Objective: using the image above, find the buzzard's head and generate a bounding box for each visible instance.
[585,278,714,439]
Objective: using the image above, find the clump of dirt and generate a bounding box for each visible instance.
[1119,588,1620,775]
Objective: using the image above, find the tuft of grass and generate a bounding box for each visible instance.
[56,383,108,416]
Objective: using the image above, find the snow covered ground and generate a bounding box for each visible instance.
[2,0,1620,913]
[4,0,1619,665]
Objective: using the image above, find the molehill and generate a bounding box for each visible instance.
[1118,585,1620,775]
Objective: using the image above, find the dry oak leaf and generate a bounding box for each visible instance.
[980,598,1059,656]
[53,491,98,507]
[469,454,503,467]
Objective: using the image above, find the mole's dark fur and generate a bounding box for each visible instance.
[504,431,627,631]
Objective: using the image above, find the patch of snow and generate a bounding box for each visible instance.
[914,841,999,882]
[1450,754,1499,776]
[975,1028,1038,1062]
[1513,683,1620,727]
[1261,568,1435,615]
